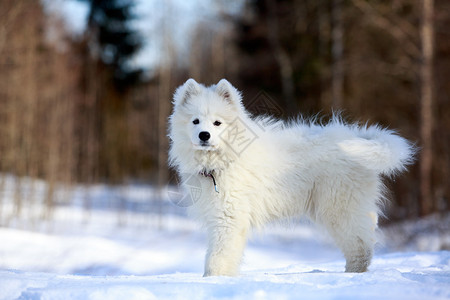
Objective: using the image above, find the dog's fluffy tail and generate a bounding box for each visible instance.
[338,125,416,176]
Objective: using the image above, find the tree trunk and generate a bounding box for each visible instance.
[419,0,434,216]
[331,0,344,109]
[156,2,174,227]
[265,0,296,113]
[157,66,171,226]
[318,0,331,110]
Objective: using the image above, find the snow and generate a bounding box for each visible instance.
[0,178,449,299]
[2,252,450,300]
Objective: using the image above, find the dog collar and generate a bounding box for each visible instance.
[200,170,219,193]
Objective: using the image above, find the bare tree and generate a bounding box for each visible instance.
[331,0,344,109]
[419,0,434,216]
[156,1,176,226]
[265,0,296,112]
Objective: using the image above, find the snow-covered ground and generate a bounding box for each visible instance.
[3,251,450,300]
[0,177,449,299]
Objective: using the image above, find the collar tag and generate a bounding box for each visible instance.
[200,170,219,193]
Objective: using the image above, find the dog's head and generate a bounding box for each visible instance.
[170,78,245,151]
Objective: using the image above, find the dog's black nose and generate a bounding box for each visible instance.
[199,131,211,142]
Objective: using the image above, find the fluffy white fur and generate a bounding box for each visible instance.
[168,78,415,276]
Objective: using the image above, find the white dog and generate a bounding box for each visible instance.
[168,78,414,276]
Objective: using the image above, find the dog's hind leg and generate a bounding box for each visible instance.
[343,237,373,272]
[315,168,381,272]
[322,209,378,273]
[203,220,249,277]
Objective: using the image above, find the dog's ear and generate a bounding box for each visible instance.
[173,78,202,107]
[215,79,242,107]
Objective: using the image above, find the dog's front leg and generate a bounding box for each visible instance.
[203,220,249,277]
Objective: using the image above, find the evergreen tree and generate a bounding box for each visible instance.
[81,0,143,92]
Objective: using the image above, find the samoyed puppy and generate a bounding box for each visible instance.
[168,78,414,276]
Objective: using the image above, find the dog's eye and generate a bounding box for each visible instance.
[213,121,222,126]
[193,119,199,125]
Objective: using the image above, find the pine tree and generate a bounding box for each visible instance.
[81,0,143,92]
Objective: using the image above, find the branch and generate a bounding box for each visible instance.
[351,0,420,59]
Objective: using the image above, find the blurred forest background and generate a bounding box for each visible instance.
[0,0,449,225]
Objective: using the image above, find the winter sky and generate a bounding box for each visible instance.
[42,0,244,70]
